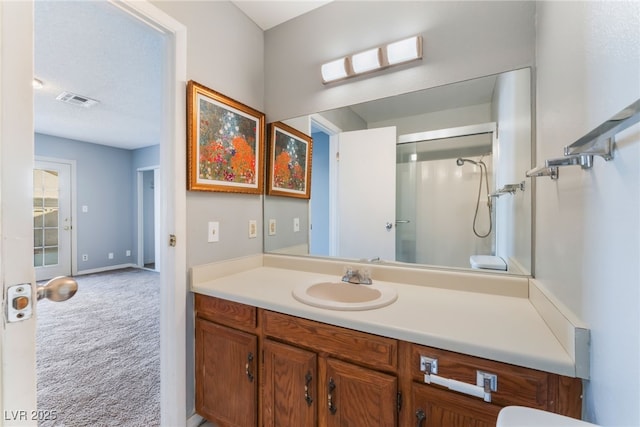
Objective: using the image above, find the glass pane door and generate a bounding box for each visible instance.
[33,168,60,268]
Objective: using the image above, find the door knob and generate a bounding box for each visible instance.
[37,276,78,302]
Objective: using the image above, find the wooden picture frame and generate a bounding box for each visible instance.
[267,122,313,199]
[187,80,265,193]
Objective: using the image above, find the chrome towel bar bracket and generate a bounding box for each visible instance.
[527,99,639,180]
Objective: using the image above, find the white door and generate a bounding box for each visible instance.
[1,1,187,426]
[1,1,39,423]
[337,127,397,261]
[33,160,72,281]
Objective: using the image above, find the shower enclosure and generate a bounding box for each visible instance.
[395,123,496,268]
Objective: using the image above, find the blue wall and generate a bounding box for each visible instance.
[35,133,158,273]
[310,131,330,255]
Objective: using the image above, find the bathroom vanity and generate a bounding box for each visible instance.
[191,254,586,427]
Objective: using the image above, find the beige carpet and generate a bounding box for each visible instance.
[36,268,160,427]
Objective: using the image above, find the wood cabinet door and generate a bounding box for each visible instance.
[323,357,398,427]
[195,318,258,427]
[263,339,317,427]
[411,382,500,427]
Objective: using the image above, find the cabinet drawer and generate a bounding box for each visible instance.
[262,310,397,372]
[410,344,551,409]
[195,294,257,331]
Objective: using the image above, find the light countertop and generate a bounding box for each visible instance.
[191,255,579,378]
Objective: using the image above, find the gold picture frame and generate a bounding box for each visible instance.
[187,80,265,193]
[267,121,313,199]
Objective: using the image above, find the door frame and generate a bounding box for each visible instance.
[310,115,341,256]
[137,166,160,271]
[0,1,188,425]
[34,157,77,280]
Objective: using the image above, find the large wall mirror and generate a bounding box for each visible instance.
[264,68,532,276]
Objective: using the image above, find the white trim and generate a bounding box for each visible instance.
[186,414,205,427]
[398,122,497,144]
[75,263,138,276]
[310,115,342,257]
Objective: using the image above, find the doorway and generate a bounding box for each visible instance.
[33,1,169,425]
[138,167,160,271]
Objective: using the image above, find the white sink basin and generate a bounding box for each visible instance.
[292,281,398,311]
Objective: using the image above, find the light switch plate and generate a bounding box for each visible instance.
[293,217,300,232]
[208,221,220,242]
[268,219,277,236]
[248,220,257,239]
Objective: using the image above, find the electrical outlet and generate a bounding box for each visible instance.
[108,252,114,259]
[126,250,131,257]
[82,254,88,261]
[248,220,257,239]
[82,205,88,213]
[208,221,220,243]
[268,219,276,236]
[293,217,300,232]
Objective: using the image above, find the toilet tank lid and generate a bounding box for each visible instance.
[470,255,507,270]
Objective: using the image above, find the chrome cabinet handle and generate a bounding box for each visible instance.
[328,377,337,414]
[304,371,313,406]
[245,352,254,382]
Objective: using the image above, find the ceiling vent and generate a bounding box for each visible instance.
[56,91,100,108]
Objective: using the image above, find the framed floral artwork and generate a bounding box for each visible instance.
[267,122,313,199]
[187,80,265,193]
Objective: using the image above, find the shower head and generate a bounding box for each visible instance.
[456,157,478,166]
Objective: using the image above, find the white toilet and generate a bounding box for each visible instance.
[469,255,507,271]
[497,406,599,427]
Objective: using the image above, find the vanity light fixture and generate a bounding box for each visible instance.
[386,36,422,65]
[321,58,349,83]
[351,48,381,74]
[321,35,423,84]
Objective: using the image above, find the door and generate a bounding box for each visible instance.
[1,1,187,425]
[195,319,258,426]
[337,127,397,261]
[1,1,39,423]
[323,357,397,427]
[412,382,500,427]
[33,160,72,281]
[263,339,317,427]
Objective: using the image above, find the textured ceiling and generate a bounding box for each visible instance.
[34,1,164,150]
[33,1,330,150]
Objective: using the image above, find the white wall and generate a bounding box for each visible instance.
[535,2,640,425]
[492,68,532,273]
[152,1,265,268]
[265,1,536,121]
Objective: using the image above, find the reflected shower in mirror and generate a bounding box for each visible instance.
[264,68,532,275]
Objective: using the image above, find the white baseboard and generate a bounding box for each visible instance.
[186,413,205,427]
[75,263,137,276]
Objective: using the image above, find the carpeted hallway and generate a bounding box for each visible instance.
[36,268,160,427]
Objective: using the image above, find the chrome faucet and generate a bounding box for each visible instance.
[341,267,373,285]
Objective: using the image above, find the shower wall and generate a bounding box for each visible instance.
[397,156,494,268]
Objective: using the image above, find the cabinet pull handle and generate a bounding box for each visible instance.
[415,409,426,427]
[245,352,254,382]
[304,371,313,406]
[328,377,337,414]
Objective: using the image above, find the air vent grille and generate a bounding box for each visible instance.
[56,91,100,108]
